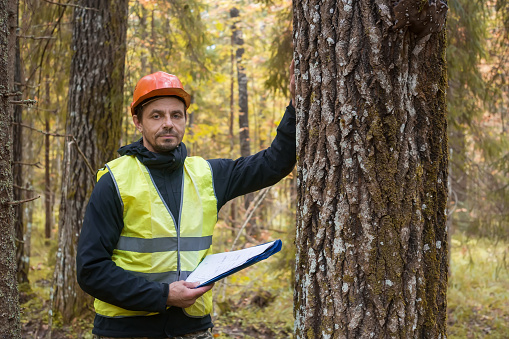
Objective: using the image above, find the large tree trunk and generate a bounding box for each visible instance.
[53,0,128,322]
[294,1,449,338]
[0,0,21,337]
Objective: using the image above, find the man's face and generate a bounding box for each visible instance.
[133,97,186,153]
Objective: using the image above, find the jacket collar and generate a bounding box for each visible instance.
[117,138,187,171]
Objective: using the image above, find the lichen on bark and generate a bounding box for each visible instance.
[294,0,448,338]
[0,0,21,337]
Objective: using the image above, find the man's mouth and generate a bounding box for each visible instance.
[157,134,176,139]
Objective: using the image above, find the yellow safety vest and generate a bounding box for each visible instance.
[93,155,217,318]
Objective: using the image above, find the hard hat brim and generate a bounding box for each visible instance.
[130,87,191,115]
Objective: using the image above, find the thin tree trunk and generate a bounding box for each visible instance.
[53,0,129,322]
[150,9,156,73]
[294,1,449,338]
[231,7,257,235]
[231,7,250,158]
[229,12,237,237]
[137,3,148,74]
[0,0,21,336]
[45,82,51,239]
[13,5,29,285]
[230,17,235,156]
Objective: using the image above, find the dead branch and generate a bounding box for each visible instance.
[70,138,95,176]
[6,195,41,206]
[9,99,37,106]
[14,122,95,176]
[43,0,99,11]
[14,122,69,138]
[230,187,272,251]
[13,161,43,169]
[18,35,56,40]
[1,91,22,97]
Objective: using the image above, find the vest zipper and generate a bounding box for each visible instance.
[145,166,181,281]
[176,167,185,280]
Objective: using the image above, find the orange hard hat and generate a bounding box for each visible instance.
[130,71,191,115]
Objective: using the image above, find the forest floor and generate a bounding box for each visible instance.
[20,232,508,338]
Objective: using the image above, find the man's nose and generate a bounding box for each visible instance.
[161,115,174,128]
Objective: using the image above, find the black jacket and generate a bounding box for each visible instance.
[76,103,296,338]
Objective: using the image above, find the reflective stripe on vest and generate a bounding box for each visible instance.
[94,155,217,318]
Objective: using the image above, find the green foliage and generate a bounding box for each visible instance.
[263,3,293,96]
[447,0,509,241]
[447,0,487,126]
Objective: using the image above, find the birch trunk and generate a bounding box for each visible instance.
[294,0,449,338]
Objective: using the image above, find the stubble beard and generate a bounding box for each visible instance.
[153,139,179,153]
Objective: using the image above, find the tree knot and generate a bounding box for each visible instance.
[393,0,448,37]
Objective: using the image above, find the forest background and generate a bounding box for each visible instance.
[8,0,509,338]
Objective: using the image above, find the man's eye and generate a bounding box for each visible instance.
[152,114,160,119]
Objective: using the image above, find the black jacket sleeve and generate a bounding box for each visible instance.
[76,172,169,313]
[208,103,296,210]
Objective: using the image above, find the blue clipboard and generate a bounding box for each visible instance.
[195,239,283,287]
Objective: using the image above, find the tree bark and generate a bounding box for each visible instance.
[53,0,128,322]
[0,0,21,336]
[294,1,449,338]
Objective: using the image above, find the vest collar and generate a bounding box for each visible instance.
[117,138,187,171]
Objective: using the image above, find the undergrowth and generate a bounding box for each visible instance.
[20,230,508,338]
[447,233,509,338]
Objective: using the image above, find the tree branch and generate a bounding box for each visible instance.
[13,161,43,169]
[230,187,271,251]
[9,99,37,106]
[70,138,95,176]
[1,91,22,97]
[14,122,69,137]
[5,195,41,206]
[18,34,56,40]
[42,0,99,11]
[13,123,95,175]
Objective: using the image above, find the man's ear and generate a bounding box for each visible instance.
[133,114,142,133]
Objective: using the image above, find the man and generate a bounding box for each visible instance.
[77,63,296,338]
